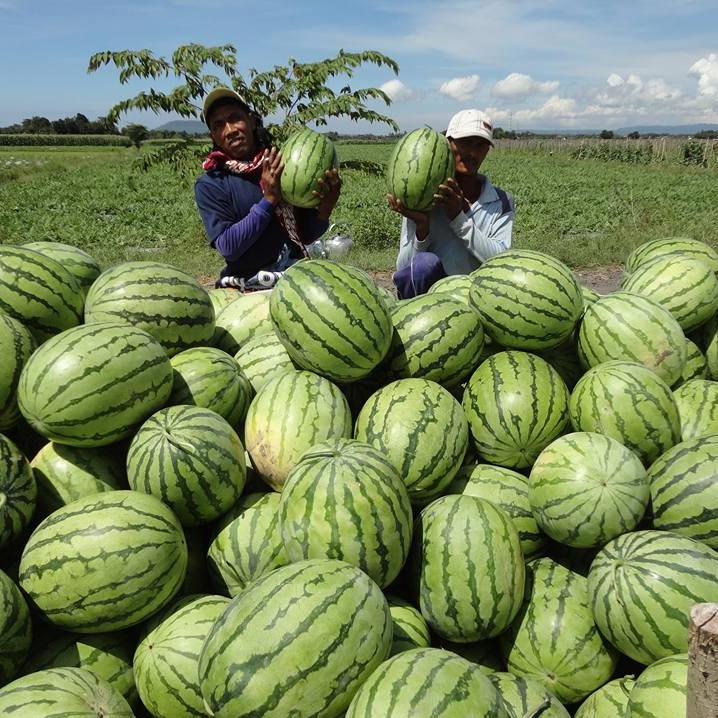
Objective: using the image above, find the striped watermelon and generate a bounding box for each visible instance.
[0,314,35,432]
[426,273,474,303]
[624,236,718,277]
[133,594,231,718]
[84,261,215,356]
[573,675,635,717]
[207,286,241,313]
[627,653,687,718]
[675,336,708,386]
[499,557,619,704]
[127,405,246,527]
[345,647,509,718]
[0,434,36,550]
[354,378,468,503]
[489,672,570,718]
[383,293,485,387]
[647,433,718,548]
[279,129,338,208]
[412,494,525,642]
[450,463,546,559]
[0,244,84,343]
[577,291,687,386]
[462,350,570,469]
[0,567,32,684]
[243,369,352,490]
[207,492,288,596]
[385,595,431,656]
[621,254,718,332]
[586,530,718,664]
[213,291,272,354]
[30,441,127,518]
[386,127,455,211]
[569,360,681,465]
[169,346,252,429]
[528,432,649,548]
[17,322,173,447]
[469,249,583,351]
[20,629,137,710]
[279,438,413,588]
[18,490,188,633]
[580,284,601,307]
[270,259,393,382]
[22,240,102,294]
[233,330,296,394]
[198,558,392,718]
[672,378,718,441]
[698,313,718,380]
[0,666,133,716]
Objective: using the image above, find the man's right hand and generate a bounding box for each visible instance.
[387,194,430,241]
[261,147,284,205]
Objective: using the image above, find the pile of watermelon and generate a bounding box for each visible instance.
[1,235,717,717]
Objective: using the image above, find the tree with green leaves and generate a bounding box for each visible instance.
[123,123,149,149]
[87,43,400,174]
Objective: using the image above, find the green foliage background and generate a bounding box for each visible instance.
[1,141,717,283]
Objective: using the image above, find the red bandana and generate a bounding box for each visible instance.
[203,149,307,257]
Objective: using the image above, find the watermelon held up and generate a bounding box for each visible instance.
[280,128,338,208]
[386,127,455,211]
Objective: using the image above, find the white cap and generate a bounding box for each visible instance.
[445,109,494,145]
[201,87,250,126]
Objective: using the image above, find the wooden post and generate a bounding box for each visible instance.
[687,603,718,718]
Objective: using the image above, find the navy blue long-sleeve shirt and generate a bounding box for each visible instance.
[195,168,329,280]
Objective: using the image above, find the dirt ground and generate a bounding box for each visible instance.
[371,264,624,297]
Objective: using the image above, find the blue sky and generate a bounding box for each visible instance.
[1,0,717,132]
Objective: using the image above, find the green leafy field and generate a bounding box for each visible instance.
[1,141,716,282]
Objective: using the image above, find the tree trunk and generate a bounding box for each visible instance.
[687,603,718,718]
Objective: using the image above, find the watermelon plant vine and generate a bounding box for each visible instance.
[87,43,400,174]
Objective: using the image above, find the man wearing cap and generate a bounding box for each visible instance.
[389,109,514,298]
[195,87,341,290]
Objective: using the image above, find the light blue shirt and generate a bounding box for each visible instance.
[396,174,515,275]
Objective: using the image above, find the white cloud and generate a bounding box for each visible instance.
[689,53,718,97]
[492,73,559,99]
[439,74,480,102]
[379,79,418,102]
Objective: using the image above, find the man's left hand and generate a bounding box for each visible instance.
[314,169,342,220]
[433,177,465,220]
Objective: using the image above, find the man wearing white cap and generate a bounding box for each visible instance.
[389,108,515,298]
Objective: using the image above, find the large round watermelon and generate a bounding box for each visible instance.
[270,260,393,382]
[84,261,216,356]
[17,322,174,447]
[386,127,455,211]
[198,558,392,718]
[624,236,718,277]
[0,313,36,432]
[280,128,338,208]
[0,433,37,550]
[18,490,188,633]
[21,240,102,295]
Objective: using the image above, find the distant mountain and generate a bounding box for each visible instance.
[153,120,209,135]
[615,124,718,136]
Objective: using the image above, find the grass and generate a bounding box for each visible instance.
[1,141,717,281]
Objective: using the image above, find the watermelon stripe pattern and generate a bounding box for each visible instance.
[233,331,296,395]
[469,249,583,351]
[672,378,718,442]
[0,245,84,343]
[587,530,718,664]
[133,594,231,718]
[198,558,392,718]
[126,405,247,527]
[386,596,431,656]
[345,647,508,717]
[0,666,134,716]
[270,260,393,382]
[462,350,570,469]
[647,433,718,547]
[414,495,525,642]
[569,360,681,465]
[624,236,718,277]
[384,293,485,388]
[84,261,216,356]
[0,568,32,685]
[354,378,468,502]
[280,129,338,208]
[18,490,188,633]
[213,291,272,355]
[0,313,36,431]
[22,241,102,294]
[488,672,570,718]
[386,128,455,211]
[627,653,688,718]
[577,291,687,386]
[0,434,37,550]
[499,558,618,705]
[574,676,635,718]
[17,322,173,447]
